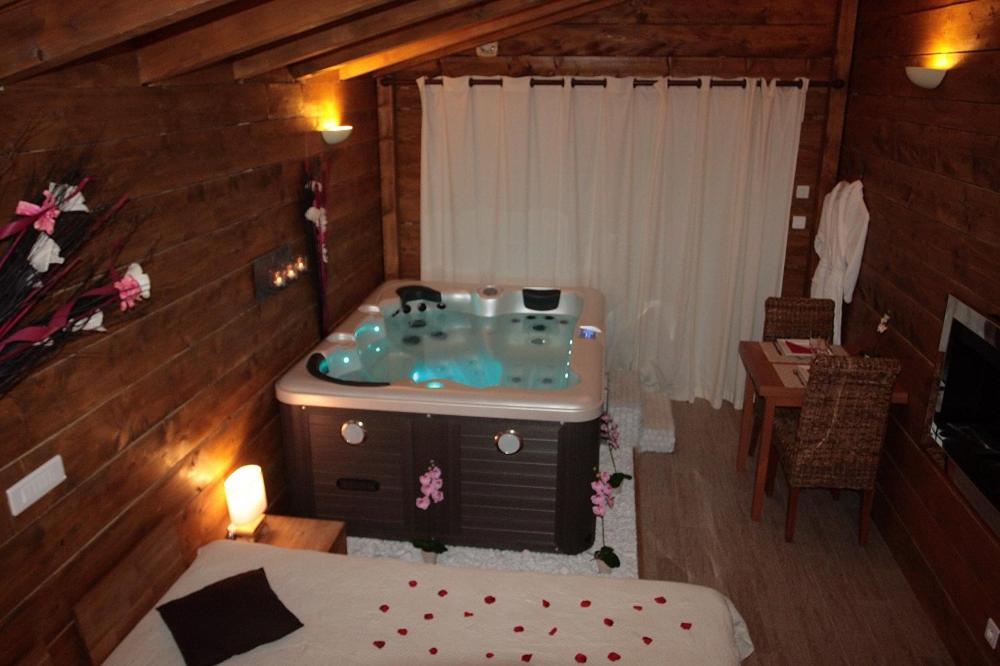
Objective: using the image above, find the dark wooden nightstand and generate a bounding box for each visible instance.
[255,515,347,554]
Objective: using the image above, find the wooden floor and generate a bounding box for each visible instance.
[635,400,953,665]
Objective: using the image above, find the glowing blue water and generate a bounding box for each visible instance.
[325,309,580,389]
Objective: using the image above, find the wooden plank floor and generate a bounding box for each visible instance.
[635,399,953,665]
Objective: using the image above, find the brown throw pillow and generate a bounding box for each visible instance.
[156,568,302,666]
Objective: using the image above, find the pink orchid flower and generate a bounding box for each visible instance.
[16,190,60,235]
[114,275,143,311]
[431,490,444,503]
[416,496,431,510]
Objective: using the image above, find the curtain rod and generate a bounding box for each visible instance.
[383,77,844,89]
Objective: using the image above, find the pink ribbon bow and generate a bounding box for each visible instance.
[15,190,60,235]
[114,275,143,311]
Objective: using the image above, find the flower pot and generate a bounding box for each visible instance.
[596,560,612,575]
[421,550,438,565]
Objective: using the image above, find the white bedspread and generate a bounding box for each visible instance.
[107,540,753,664]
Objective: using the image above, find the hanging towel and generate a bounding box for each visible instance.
[810,180,868,344]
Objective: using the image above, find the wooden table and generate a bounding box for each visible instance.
[737,341,908,521]
[254,515,348,554]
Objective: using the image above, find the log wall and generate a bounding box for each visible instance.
[839,1,1000,663]
[383,0,844,294]
[0,53,383,663]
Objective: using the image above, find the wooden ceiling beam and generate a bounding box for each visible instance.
[376,0,625,77]
[136,0,399,84]
[0,0,238,84]
[335,0,623,80]
[290,0,553,80]
[233,0,484,81]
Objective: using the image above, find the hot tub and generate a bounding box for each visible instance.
[277,280,605,553]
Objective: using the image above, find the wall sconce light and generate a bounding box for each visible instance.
[905,66,947,89]
[321,124,353,145]
[253,245,308,301]
[225,464,267,540]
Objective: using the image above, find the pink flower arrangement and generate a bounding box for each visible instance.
[416,462,444,510]
[600,412,620,450]
[590,471,615,517]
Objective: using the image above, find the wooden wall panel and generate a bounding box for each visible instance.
[0,51,383,662]
[384,0,841,295]
[839,1,1000,663]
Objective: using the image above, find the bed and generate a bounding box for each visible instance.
[102,540,753,665]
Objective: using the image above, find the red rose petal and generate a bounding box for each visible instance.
[548,627,558,636]
[603,618,614,627]
[580,600,591,608]
[632,605,643,611]
[409,580,418,587]
[642,636,653,645]
[681,622,692,630]
[379,604,390,613]
[424,613,434,620]
[438,589,448,597]
[542,599,551,608]
[464,611,475,617]
[521,655,533,663]
[608,653,622,662]
[373,641,386,649]
[654,596,666,604]
[513,625,525,633]
[429,647,438,655]
[575,654,588,663]
[484,595,496,604]
[397,628,408,636]
[486,653,495,659]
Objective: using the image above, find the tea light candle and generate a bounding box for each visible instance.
[294,255,308,272]
[272,271,285,288]
[285,264,298,280]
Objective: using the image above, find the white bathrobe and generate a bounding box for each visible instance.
[810,180,869,344]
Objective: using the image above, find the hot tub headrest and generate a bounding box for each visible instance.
[396,284,442,305]
[523,288,561,311]
[306,353,390,387]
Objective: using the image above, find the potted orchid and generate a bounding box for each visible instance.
[591,412,632,574]
[412,461,447,564]
[865,311,892,357]
[591,470,619,574]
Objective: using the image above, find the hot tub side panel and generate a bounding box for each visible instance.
[280,404,599,553]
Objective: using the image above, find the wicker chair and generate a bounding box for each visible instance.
[747,297,838,458]
[765,355,901,544]
[762,297,836,342]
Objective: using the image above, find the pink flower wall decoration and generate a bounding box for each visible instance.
[416,462,444,510]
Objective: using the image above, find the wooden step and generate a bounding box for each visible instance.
[639,391,676,453]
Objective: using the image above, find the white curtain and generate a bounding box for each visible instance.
[418,76,808,407]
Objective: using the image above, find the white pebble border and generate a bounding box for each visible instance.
[347,436,639,579]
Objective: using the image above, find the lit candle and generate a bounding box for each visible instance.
[272,271,285,288]
[285,264,297,280]
[295,255,308,272]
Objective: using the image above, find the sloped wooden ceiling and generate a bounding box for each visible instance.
[0,0,623,86]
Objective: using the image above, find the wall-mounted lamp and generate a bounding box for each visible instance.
[321,124,353,145]
[225,464,267,540]
[253,245,308,301]
[905,66,947,89]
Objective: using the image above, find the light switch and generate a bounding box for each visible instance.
[795,185,810,199]
[791,215,807,230]
[6,455,66,517]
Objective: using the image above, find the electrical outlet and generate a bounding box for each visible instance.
[795,185,810,199]
[791,215,807,230]
[6,455,66,517]
[986,617,999,650]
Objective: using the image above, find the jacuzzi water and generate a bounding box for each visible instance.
[319,308,581,390]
